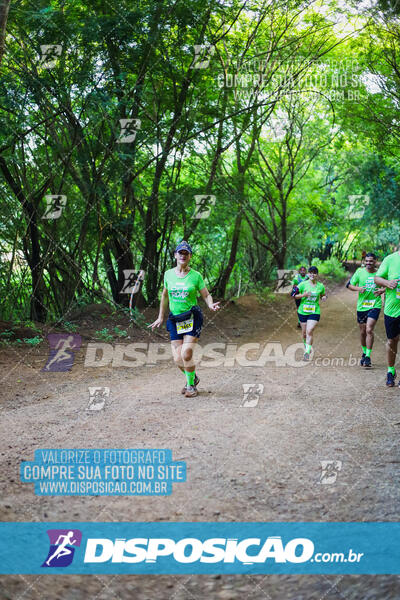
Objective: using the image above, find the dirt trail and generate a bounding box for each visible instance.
[0,284,399,599]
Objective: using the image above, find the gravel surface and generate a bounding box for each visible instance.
[0,285,399,598]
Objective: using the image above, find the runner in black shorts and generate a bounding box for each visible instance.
[294,266,327,360]
[374,247,400,386]
[291,266,308,328]
[346,253,384,368]
[149,241,220,397]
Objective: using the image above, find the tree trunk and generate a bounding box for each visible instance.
[0,0,10,66]
[213,208,242,298]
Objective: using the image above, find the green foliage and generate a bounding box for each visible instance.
[94,328,114,342]
[130,308,149,328]
[113,326,128,337]
[58,320,79,333]
[253,285,278,305]
[311,257,347,281]
[0,0,399,324]
[21,336,43,346]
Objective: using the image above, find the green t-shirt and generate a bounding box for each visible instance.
[297,280,326,315]
[350,267,382,311]
[164,268,206,315]
[375,252,400,317]
[292,273,308,286]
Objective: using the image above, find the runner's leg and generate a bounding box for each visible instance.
[384,315,399,385]
[387,336,398,371]
[359,322,367,354]
[295,299,301,328]
[305,319,318,353]
[171,340,186,384]
[300,320,307,348]
[182,335,198,385]
[365,317,377,355]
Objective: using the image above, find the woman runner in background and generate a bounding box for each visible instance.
[294,266,327,360]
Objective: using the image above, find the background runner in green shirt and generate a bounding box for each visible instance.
[347,252,384,368]
[374,249,400,386]
[294,266,327,361]
[150,240,220,398]
[291,266,308,329]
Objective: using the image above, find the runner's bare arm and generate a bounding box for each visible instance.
[294,291,310,299]
[199,287,220,311]
[373,287,386,296]
[374,276,397,289]
[347,284,366,292]
[148,287,169,329]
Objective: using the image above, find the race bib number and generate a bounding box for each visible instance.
[303,304,316,313]
[362,299,375,309]
[395,277,400,299]
[176,318,194,334]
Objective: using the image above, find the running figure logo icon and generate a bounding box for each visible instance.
[241,384,264,407]
[42,195,67,220]
[87,386,110,411]
[120,269,145,294]
[275,270,296,294]
[42,529,82,568]
[191,44,215,69]
[193,195,216,219]
[319,460,342,484]
[39,44,62,69]
[117,119,141,143]
[42,334,82,372]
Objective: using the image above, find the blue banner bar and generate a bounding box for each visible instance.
[0,522,398,574]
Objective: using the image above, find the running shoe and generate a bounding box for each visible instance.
[185,385,198,398]
[360,353,366,366]
[181,374,199,395]
[303,352,310,361]
[364,356,372,368]
[386,371,396,387]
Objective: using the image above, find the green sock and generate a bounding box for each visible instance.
[185,370,195,386]
[305,343,312,353]
[365,348,372,357]
[388,366,395,376]
[362,346,367,354]
[303,340,307,348]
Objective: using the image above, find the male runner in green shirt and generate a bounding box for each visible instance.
[374,247,400,386]
[347,252,385,368]
[291,266,308,328]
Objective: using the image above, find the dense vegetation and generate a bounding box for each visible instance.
[1,0,400,323]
